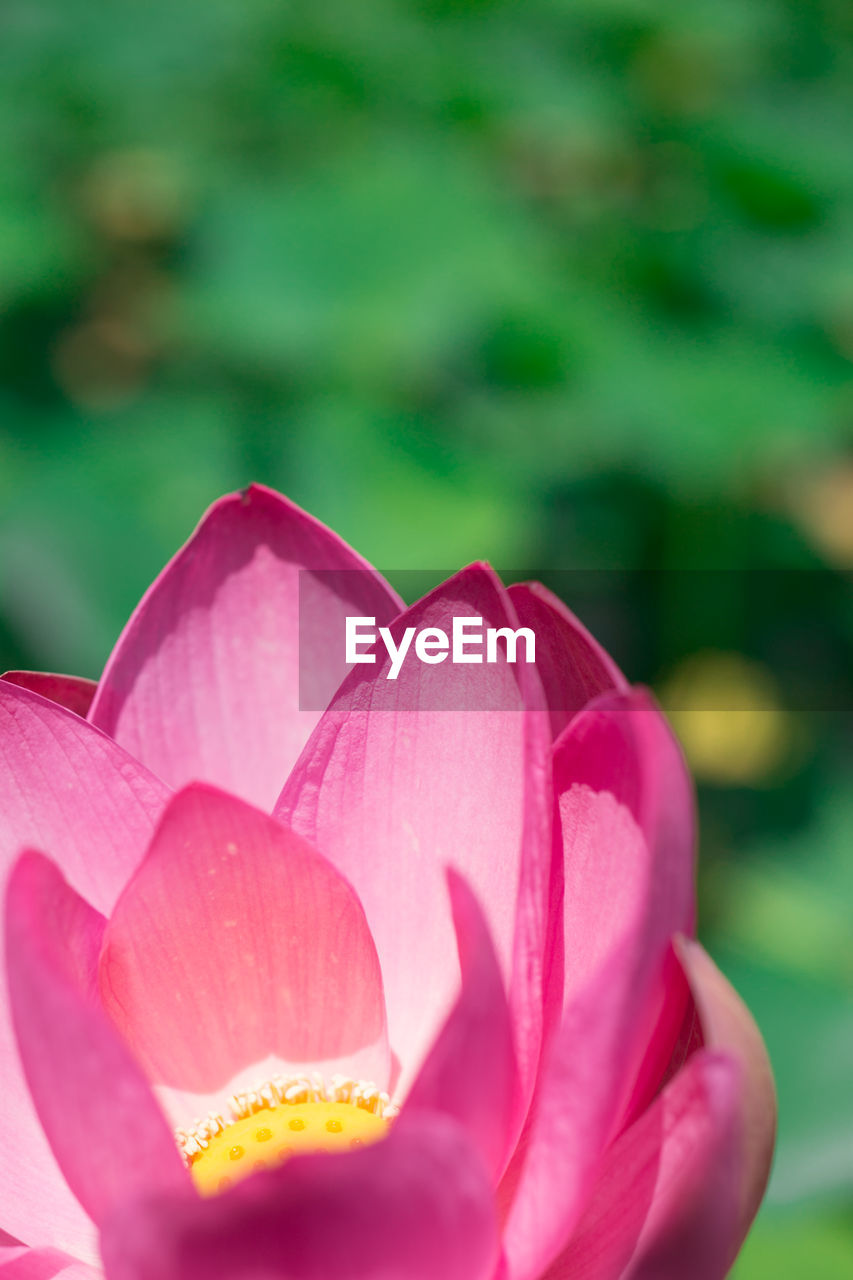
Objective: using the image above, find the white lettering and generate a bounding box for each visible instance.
[453,616,483,663]
[379,626,416,680]
[486,626,536,664]
[414,627,449,664]
[346,616,376,664]
[344,615,536,678]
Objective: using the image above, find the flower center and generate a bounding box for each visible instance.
[177,1074,395,1197]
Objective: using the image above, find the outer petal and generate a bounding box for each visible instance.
[89,484,403,810]
[0,682,169,912]
[1,673,97,719]
[100,1114,499,1280]
[540,1053,739,1280]
[507,583,627,740]
[99,784,389,1097]
[5,853,188,1236]
[503,689,695,1280]
[276,565,551,1098]
[542,942,775,1280]
[0,1251,102,1278]
[0,683,169,1258]
[674,939,776,1250]
[404,871,518,1182]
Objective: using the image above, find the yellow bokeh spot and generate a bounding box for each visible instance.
[190,1101,389,1197]
[661,651,796,786]
[790,461,853,565]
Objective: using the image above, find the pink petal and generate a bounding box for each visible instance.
[99,784,389,1095]
[540,1052,740,1280]
[543,942,775,1280]
[5,854,187,1236]
[89,485,403,811]
[404,871,518,1182]
[1,673,97,719]
[0,1240,27,1271]
[276,565,551,1097]
[0,683,169,1259]
[102,1113,498,1280]
[502,689,695,1280]
[507,583,627,739]
[0,681,169,912]
[556,689,695,1014]
[0,1248,102,1277]
[675,938,776,1248]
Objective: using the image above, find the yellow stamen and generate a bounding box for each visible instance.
[176,1073,395,1197]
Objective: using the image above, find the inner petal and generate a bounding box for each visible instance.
[99,785,389,1093]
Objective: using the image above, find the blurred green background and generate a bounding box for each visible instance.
[1,0,852,1271]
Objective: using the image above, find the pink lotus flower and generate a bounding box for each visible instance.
[0,485,775,1280]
